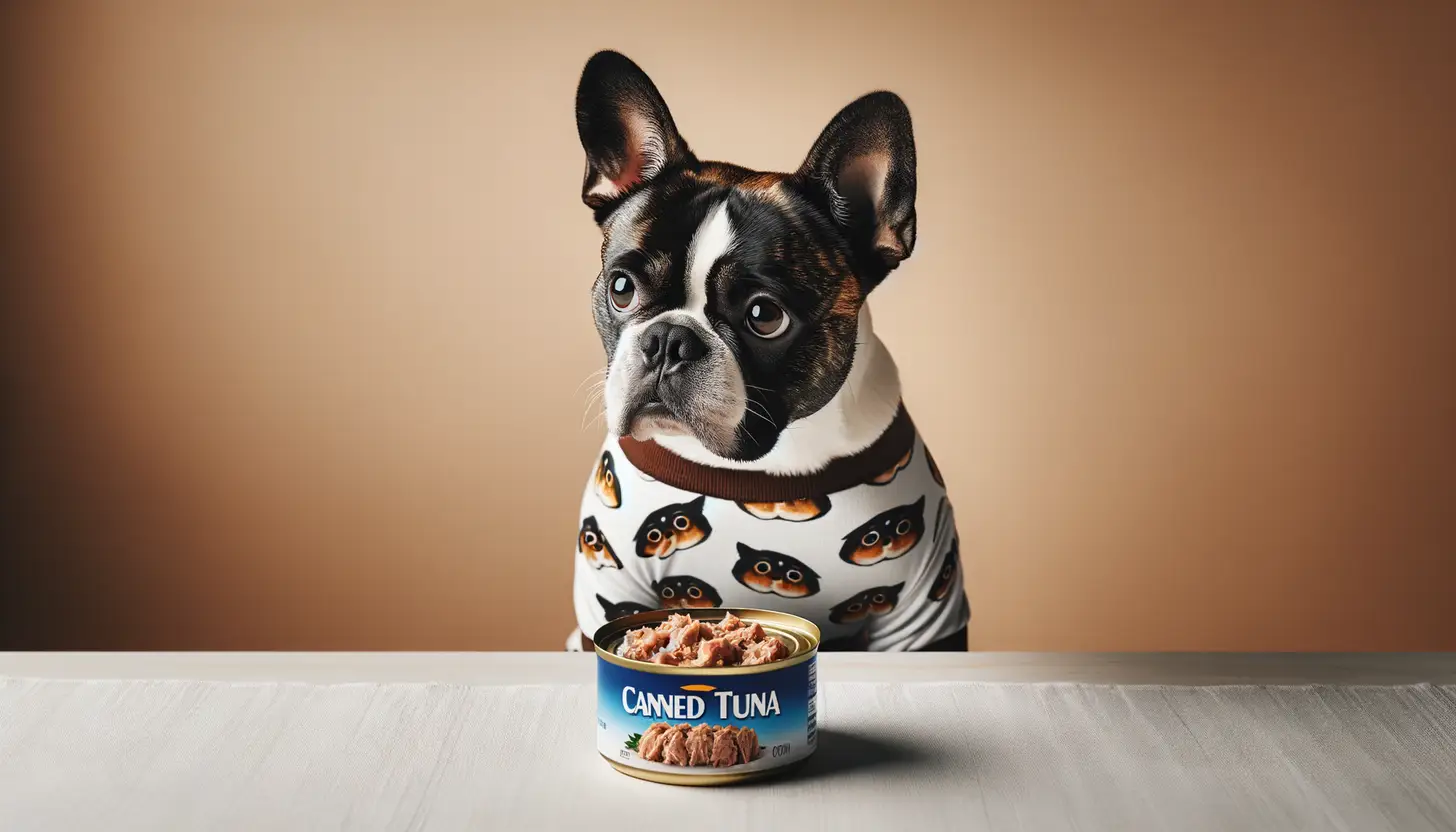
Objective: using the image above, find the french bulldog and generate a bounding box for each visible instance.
[569,51,969,653]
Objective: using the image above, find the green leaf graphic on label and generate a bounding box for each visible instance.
[624,732,642,751]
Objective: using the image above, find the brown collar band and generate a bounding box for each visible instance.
[616,404,915,502]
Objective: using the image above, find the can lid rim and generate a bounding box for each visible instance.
[592,608,821,675]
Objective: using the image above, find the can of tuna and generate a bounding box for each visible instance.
[593,608,820,786]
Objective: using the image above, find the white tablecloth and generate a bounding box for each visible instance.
[2,675,1454,831]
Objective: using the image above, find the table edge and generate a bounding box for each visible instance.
[2,652,1453,685]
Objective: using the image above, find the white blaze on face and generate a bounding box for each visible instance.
[682,200,734,324]
[604,199,745,440]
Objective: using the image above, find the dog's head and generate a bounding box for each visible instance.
[576,50,917,461]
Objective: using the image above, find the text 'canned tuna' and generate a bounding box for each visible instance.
[621,685,782,721]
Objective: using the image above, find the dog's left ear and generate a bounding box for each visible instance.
[796,92,917,291]
[575,50,695,210]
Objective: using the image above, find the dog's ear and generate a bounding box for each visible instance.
[795,92,917,291]
[575,51,694,209]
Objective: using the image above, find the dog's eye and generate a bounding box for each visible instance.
[608,271,638,312]
[582,532,598,547]
[861,531,880,547]
[687,586,702,599]
[872,594,885,604]
[660,586,675,598]
[895,519,913,536]
[754,561,772,574]
[848,602,862,613]
[942,565,953,579]
[647,529,663,543]
[745,297,789,338]
[672,515,690,531]
[785,569,802,583]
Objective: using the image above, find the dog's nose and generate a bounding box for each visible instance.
[640,321,707,374]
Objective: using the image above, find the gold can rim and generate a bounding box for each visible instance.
[601,753,811,786]
[592,607,821,676]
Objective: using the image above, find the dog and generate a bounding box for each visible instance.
[568,51,969,652]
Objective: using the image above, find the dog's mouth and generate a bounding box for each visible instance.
[607,343,764,458]
[626,400,693,441]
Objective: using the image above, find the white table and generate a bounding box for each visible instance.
[3,653,1455,831]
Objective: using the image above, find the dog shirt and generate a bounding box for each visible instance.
[569,404,970,652]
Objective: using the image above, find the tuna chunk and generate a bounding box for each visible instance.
[736,726,759,762]
[657,613,694,636]
[686,724,716,766]
[711,727,740,767]
[617,627,664,662]
[689,637,743,668]
[662,725,691,766]
[723,621,767,647]
[669,619,704,650]
[637,722,669,762]
[741,638,791,666]
[716,612,745,631]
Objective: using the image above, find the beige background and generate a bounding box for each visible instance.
[3,2,1453,650]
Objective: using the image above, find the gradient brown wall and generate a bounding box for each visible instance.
[3,2,1453,650]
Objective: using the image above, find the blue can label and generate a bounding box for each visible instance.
[597,656,817,775]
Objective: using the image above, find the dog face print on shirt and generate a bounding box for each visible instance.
[925,448,944,488]
[828,582,906,624]
[869,446,913,485]
[597,594,653,621]
[651,575,722,609]
[593,451,621,508]
[732,543,822,598]
[839,496,926,566]
[929,537,960,603]
[578,516,622,569]
[634,495,712,559]
[737,496,831,522]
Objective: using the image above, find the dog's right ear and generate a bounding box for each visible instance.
[795,91,917,292]
[575,51,694,210]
